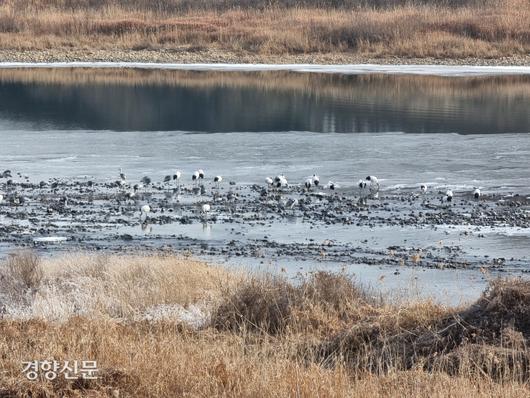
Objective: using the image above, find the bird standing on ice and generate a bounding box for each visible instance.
[304,178,313,190]
[119,168,126,183]
[198,169,205,180]
[173,170,182,190]
[366,176,380,198]
[200,203,211,221]
[173,170,181,182]
[326,181,336,190]
[446,190,454,202]
[192,171,200,184]
[140,204,151,223]
[214,175,223,188]
[117,168,127,188]
[311,174,320,187]
[274,174,288,189]
[420,184,427,194]
[358,179,369,200]
[473,188,481,200]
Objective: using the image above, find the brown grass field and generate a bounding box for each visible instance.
[0,251,529,397]
[0,0,528,62]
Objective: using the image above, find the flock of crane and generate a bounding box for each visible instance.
[111,168,483,224]
[0,166,483,224]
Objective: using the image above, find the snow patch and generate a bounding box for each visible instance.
[137,303,209,328]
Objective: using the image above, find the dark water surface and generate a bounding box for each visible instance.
[1,68,529,134]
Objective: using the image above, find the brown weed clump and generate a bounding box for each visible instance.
[213,275,298,334]
[213,271,375,336]
[318,278,530,382]
[5,251,43,291]
[0,251,43,308]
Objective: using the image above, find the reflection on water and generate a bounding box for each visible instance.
[0,68,529,134]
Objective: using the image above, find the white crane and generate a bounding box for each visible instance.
[119,168,126,183]
[214,175,223,188]
[358,179,369,200]
[140,204,151,223]
[446,190,454,202]
[473,188,481,200]
[274,174,288,189]
[326,181,336,190]
[192,170,200,184]
[366,175,380,198]
[200,203,211,221]
[173,170,182,190]
[116,168,128,190]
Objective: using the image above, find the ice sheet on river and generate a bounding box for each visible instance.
[1,62,530,76]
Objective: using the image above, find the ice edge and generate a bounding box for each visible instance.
[0,62,530,76]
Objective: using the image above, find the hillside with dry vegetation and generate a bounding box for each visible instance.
[0,252,529,397]
[0,0,528,63]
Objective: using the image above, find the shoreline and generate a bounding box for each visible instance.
[1,49,529,72]
[2,61,530,77]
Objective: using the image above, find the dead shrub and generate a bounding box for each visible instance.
[317,278,530,382]
[299,271,370,313]
[5,251,43,291]
[213,275,298,334]
[213,272,376,336]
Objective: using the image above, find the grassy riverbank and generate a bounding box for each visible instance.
[0,252,529,397]
[0,0,528,64]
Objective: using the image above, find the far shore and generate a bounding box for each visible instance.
[1,52,530,77]
[1,49,529,69]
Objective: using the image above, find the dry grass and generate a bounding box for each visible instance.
[5,251,43,291]
[0,252,529,396]
[0,252,238,321]
[0,0,528,59]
